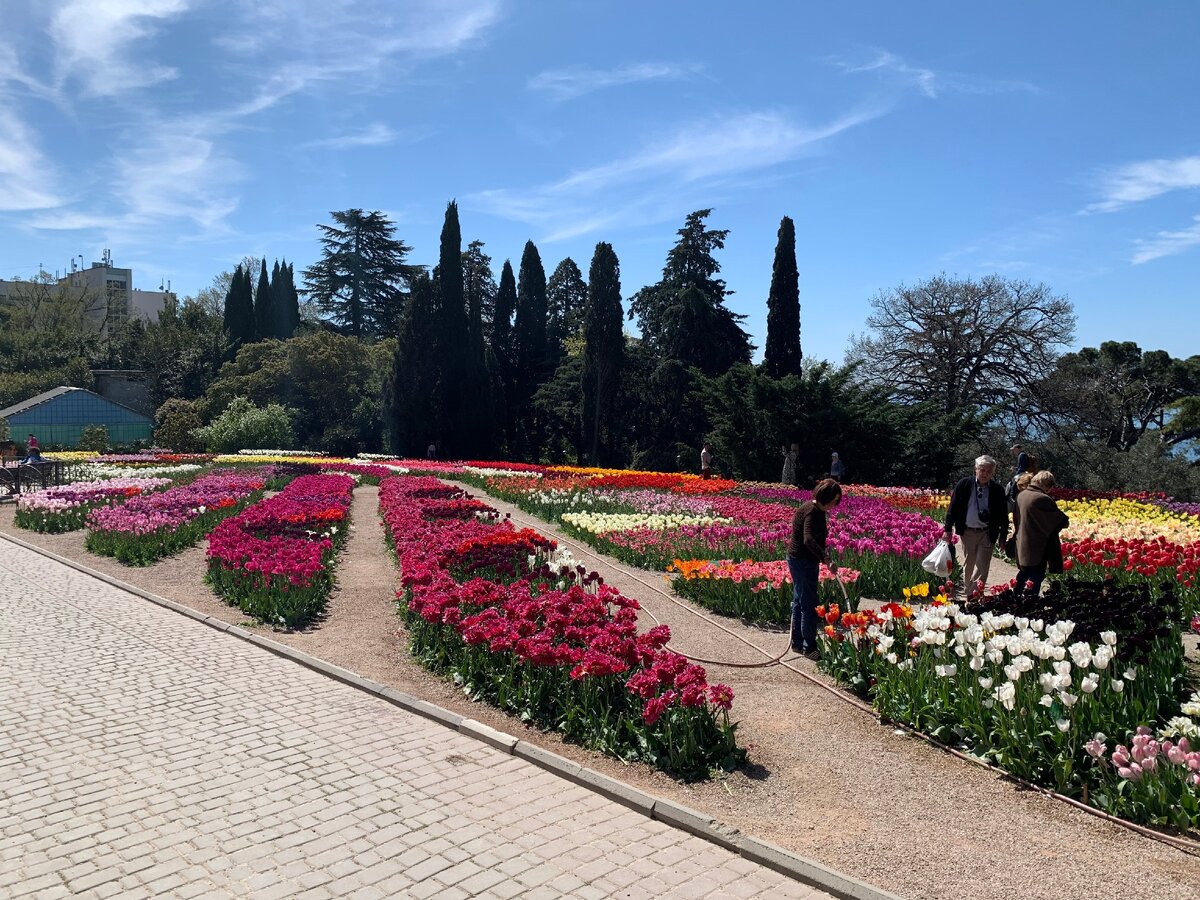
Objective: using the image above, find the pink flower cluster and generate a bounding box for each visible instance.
[17,477,171,513]
[207,474,354,590]
[87,470,266,537]
[380,476,735,725]
[1101,728,1200,787]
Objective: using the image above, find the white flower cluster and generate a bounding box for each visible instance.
[78,463,203,480]
[561,511,733,535]
[463,466,544,479]
[877,602,1134,718]
[1162,691,1200,740]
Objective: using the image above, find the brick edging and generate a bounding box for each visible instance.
[0,529,902,900]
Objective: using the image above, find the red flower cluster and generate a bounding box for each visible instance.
[379,476,736,728]
[207,474,354,626]
[1062,536,1200,587]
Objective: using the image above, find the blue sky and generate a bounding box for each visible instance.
[1,1,1197,361]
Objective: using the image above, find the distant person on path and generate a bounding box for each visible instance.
[700,443,713,479]
[830,451,846,482]
[21,433,41,465]
[787,478,842,660]
[1011,444,1030,475]
[944,455,1009,596]
[1014,470,1069,596]
[781,443,799,486]
[426,442,437,460]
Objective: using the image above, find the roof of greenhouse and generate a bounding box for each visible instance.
[0,386,150,422]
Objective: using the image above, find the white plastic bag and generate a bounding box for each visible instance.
[921,539,953,579]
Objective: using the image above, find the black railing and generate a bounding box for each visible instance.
[0,459,69,498]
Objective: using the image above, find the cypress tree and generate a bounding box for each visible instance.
[490,260,517,454]
[383,273,439,455]
[432,201,471,458]
[582,242,624,465]
[464,240,497,343]
[222,264,255,352]
[513,241,549,459]
[253,259,275,341]
[281,261,301,338]
[546,257,587,368]
[763,215,802,378]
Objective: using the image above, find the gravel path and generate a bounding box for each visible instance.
[3,486,1199,900]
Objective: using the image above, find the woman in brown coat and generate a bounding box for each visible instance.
[1014,470,1069,596]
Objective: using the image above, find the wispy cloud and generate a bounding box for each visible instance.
[1085,155,1200,213]
[304,122,430,150]
[49,0,190,97]
[469,108,880,241]
[0,108,61,211]
[831,49,1038,99]
[1131,214,1200,264]
[528,62,700,101]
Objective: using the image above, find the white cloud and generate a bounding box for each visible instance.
[469,108,879,241]
[0,107,61,211]
[831,50,1038,99]
[303,122,429,150]
[1131,214,1200,264]
[49,0,190,97]
[1086,156,1200,213]
[528,62,700,101]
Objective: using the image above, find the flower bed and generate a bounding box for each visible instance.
[14,477,173,533]
[85,470,268,565]
[78,462,205,480]
[670,558,863,622]
[817,578,1197,831]
[379,475,744,780]
[207,474,354,627]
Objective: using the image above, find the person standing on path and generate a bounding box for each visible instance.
[700,442,713,479]
[787,478,842,660]
[944,455,1009,596]
[1014,470,1069,596]
[830,452,846,482]
[781,443,799,486]
[1011,444,1030,476]
[21,433,41,465]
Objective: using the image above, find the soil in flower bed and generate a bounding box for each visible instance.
[4,491,1200,900]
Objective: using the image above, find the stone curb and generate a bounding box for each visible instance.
[0,530,903,900]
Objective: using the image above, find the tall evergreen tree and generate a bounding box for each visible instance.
[383,273,440,455]
[628,209,753,375]
[582,242,624,465]
[546,257,587,366]
[253,259,276,341]
[490,260,518,453]
[302,209,418,339]
[280,261,301,338]
[513,241,549,459]
[431,201,476,458]
[763,215,802,378]
[463,240,497,343]
[222,264,255,352]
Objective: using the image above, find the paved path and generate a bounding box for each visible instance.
[0,539,830,900]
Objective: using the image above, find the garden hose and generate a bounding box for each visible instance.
[479,492,1200,856]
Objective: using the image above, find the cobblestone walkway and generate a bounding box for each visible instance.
[0,539,830,900]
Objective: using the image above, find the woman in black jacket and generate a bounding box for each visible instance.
[787,478,843,659]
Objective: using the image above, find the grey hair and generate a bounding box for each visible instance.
[1031,470,1056,490]
[974,455,997,469]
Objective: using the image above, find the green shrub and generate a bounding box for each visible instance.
[78,424,109,453]
[192,396,297,453]
[154,398,205,452]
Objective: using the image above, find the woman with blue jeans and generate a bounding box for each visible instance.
[787,478,843,660]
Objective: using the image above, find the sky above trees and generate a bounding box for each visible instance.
[1,1,1198,360]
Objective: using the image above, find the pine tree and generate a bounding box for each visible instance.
[582,242,624,465]
[253,259,275,341]
[222,265,255,352]
[463,240,495,349]
[490,260,518,454]
[302,209,418,339]
[628,209,753,375]
[546,257,587,368]
[513,241,549,459]
[763,215,802,378]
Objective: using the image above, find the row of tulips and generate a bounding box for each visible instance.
[378,475,745,780]
[85,470,269,566]
[15,477,173,533]
[817,577,1198,831]
[207,474,355,628]
[669,558,863,622]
